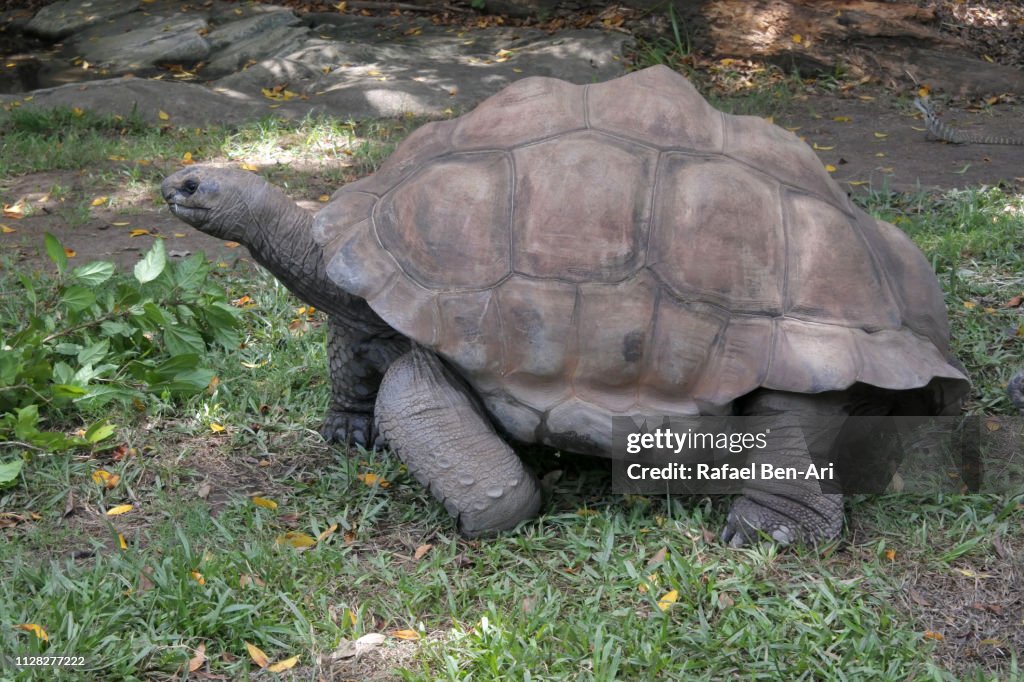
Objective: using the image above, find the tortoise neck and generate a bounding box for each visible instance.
[247,196,358,318]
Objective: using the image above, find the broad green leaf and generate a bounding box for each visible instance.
[203,302,241,349]
[51,384,88,399]
[44,232,68,274]
[173,253,208,291]
[0,458,23,487]
[77,339,110,366]
[100,320,134,338]
[163,325,206,356]
[14,405,40,440]
[152,368,215,394]
[84,421,115,444]
[52,361,74,385]
[134,239,166,283]
[71,260,115,286]
[54,343,83,356]
[141,302,170,326]
[26,431,79,451]
[61,285,96,312]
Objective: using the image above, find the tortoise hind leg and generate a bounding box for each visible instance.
[374,346,542,537]
[722,390,849,547]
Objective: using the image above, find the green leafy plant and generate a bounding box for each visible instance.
[0,234,241,454]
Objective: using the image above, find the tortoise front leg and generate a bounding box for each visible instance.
[374,346,542,537]
[321,316,408,447]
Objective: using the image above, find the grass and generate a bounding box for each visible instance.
[1,99,1023,681]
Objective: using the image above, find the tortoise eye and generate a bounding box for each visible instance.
[182,179,199,195]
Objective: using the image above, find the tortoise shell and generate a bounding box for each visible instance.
[312,65,968,452]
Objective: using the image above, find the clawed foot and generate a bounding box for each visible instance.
[720,494,843,548]
[320,410,384,449]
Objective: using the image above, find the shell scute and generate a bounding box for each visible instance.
[650,155,784,313]
[376,152,512,290]
[511,131,656,281]
[451,75,585,150]
[586,64,724,153]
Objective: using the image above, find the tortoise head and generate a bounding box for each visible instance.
[161,166,269,243]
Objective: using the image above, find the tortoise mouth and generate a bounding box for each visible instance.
[167,202,209,225]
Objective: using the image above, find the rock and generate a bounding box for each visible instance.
[204,24,312,78]
[206,9,301,50]
[0,78,262,126]
[3,6,629,126]
[25,0,138,40]
[78,16,211,72]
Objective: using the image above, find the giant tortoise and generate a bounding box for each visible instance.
[162,65,969,545]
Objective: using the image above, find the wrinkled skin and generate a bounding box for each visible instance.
[161,167,404,446]
[161,166,937,546]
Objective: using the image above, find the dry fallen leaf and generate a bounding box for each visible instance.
[318,524,339,543]
[158,110,170,121]
[657,589,678,611]
[92,469,120,489]
[252,496,278,510]
[923,630,944,641]
[413,543,433,560]
[638,573,659,593]
[276,531,317,549]
[268,656,299,672]
[812,143,835,151]
[825,164,837,173]
[0,224,15,233]
[209,422,225,433]
[106,504,133,516]
[2,202,25,219]
[647,547,668,566]
[238,163,259,172]
[954,567,990,579]
[118,534,128,550]
[129,229,151,237]
[832,116,852,123]
[189,643,206,672]
[246,642,270,668]
[15,624,48,641]
[390,629,421,641]
[90,196,108,207]
[357,472,390,488]
[192,571,205,585]
[884,549,896,561]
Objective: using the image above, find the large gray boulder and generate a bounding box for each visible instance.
[26,0,138,39]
